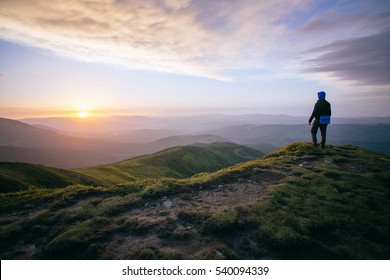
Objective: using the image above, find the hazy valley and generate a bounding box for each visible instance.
[1,114,390,168]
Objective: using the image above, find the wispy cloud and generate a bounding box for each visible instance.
[296,10,390,87]
[0,0,305,80]
[302,27,390,86]
[0,0,389,87]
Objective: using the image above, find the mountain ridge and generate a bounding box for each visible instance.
[0,142,263,191]
[75,142,263,185]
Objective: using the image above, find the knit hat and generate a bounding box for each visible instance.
[317,91,326,100]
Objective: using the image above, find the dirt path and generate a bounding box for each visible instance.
[98,173,276,259]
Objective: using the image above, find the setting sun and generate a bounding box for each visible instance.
[78,111,89,118]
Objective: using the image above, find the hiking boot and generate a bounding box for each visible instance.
[313,143,319,148]
[321,144,325,149]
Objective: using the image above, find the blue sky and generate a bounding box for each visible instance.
[0,0,389,118]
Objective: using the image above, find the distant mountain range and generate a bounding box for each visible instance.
[1,115,389,169]
[19,114,390,137]
[205,123,390,154]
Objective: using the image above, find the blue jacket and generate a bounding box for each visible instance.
[309,99,331,123]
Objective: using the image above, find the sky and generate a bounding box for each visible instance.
[0,0,389,118]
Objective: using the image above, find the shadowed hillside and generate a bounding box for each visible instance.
[75,142,263,185]
[0,142,389,259]
[0,162,100,193]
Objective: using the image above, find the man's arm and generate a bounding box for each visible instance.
[308,103,317,124]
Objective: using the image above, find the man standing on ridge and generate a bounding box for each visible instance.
[309,91,331,148]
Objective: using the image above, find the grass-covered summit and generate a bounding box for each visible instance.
[0,142,389,259]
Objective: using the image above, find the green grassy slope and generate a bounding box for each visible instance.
[0,162,100,193]
[248,143,390,259]
[75,142,263,185]
[0,142,389,259]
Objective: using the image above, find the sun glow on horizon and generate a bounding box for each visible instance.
[76,103,92,118]
[77,111,89,118]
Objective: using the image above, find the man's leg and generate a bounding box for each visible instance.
[319,124,328,148]
[311,121,319,147]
